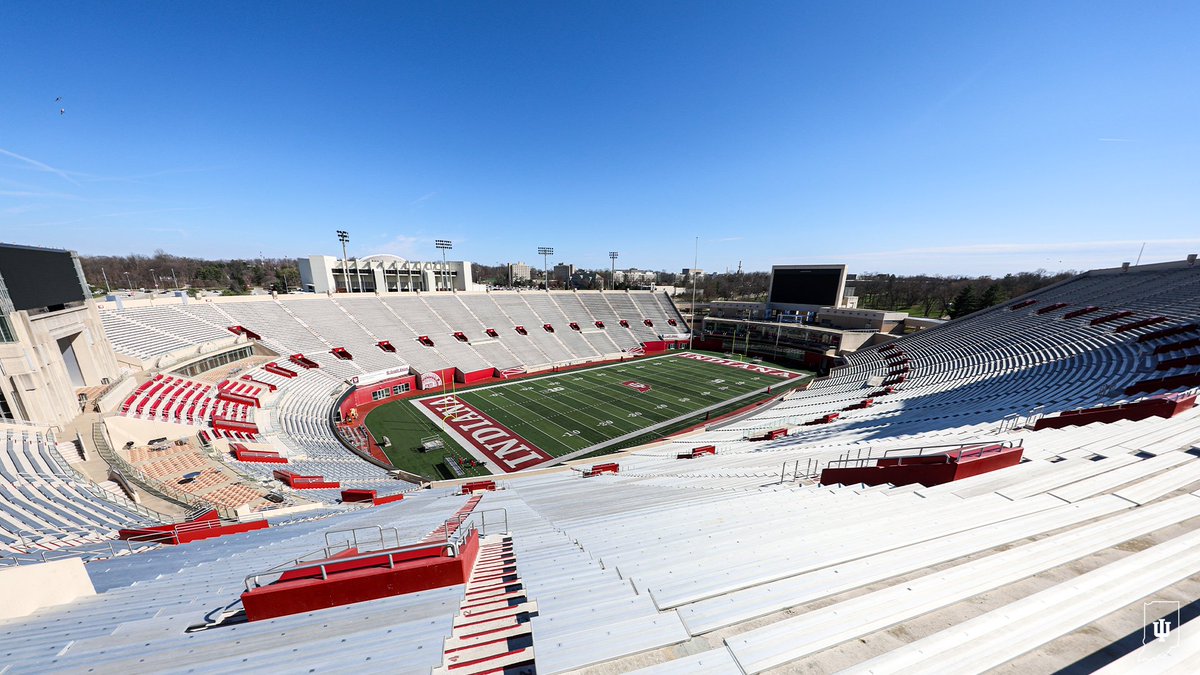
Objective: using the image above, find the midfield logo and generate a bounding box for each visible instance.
[622,380,652,393]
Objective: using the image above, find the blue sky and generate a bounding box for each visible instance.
[2,1,1197,276]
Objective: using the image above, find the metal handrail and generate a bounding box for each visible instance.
[35,428,178,523]
[243,537,463,593]
[3,528,157,565]
[15,526,99,551]
[323,525,400,552]
[444,508,508,541]
[996,412,1021,433]
[824,439,1021,470]
[241,506,504,594]
[120,513,265,544]
[91,422,242,521]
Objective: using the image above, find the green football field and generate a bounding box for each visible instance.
[364,353,807,478]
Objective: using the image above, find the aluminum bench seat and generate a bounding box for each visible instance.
[842,523,1200,675]
[722,494,1200,673]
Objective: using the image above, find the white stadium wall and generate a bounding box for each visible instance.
[0,301,121,425]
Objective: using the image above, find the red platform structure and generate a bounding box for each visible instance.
[804,413,839,426]
[1090,310,1134,326]
[118,509,269,545]
[339,489,405,506]
[1036,302,1069,315]
[289,354,319,369]
[750,428,788,440]
[265,362,298,378]
[582,463,619,478]
[460,480,497,494]
[1036,393,1196,429]
[273,469,340,489]
[240,374,277,392]
[241,530,480,621]
[240,498,489,621]
[231,443,287,464]
[227,325,262,340]
[677,444,716,459]
[820,442,1024,488]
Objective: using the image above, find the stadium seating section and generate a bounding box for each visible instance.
[5,263,1200,672]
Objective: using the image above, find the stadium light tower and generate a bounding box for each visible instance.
[689,237,698,350]
[538,246,554,290]
[435,239,453,292]
[609,252,618,291]
[336,230,350,293]
[149,268,158,290]
[123,271,131,291]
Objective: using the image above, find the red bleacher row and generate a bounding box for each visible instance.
[120,375,215,424]
[120,374,264,433]
[200,427,263,444]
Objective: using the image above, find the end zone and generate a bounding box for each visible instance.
[414,395,553,473]
[675,352,803,379]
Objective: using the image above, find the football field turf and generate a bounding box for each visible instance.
[365,353,806,476]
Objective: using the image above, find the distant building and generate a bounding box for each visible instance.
[700,263,930,360]
[681,267,705,279]
[552,263,575,286]
[617,268,657,286]
[570,269,604,290]
[299,254,477,293]
[507,261,532,283]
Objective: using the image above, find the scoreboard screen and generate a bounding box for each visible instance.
[0,244,88,311]
[768,266,845,306]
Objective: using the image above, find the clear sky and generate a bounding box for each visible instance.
[2,1,1198,276]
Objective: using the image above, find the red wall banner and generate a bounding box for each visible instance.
[418,367,457,390]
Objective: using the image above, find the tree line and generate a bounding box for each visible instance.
[853,270,1077,319]
[78,251,1074,315]
[79,250,300,295]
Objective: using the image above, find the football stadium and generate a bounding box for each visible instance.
[2,240,1200,673]
[4,3,1200,673]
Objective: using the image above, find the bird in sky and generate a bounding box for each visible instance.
[55,96,62,102]
[59,108,65,115]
